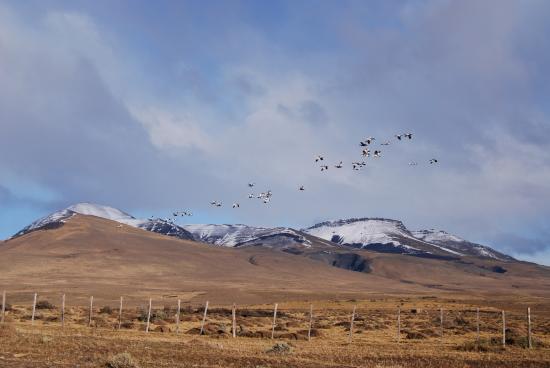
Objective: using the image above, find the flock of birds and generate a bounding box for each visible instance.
[147,132,438,224]
[314,132,438,172]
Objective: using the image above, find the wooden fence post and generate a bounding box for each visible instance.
[118,296,123,330]
[271,303,278,340]
[502,310,506,348]
[348,305,356,343]
[307,304,313,342]
[88,296,94,327]
[232,303,236,338]
[175,299,181,334]
[527,307,532,349]
[199,301,209,335]
[271,303,279,340]
[31,293,37,325]
[146,298,152,333]
[397,306,401,342]
[1,290,5,324]
[440,308,444,342]
[476,307,480,344]
[61,294,65,328]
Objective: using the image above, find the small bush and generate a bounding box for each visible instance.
[120,321,134,329]
[266,342,293,354]
[0,303,12,311]
[454,315,468,326]
[457,338,500,352]
[137,308,168,323]
[405,330,427,339]
[100,306,113,314]
[36,300,55,310]
[106,352,140,368]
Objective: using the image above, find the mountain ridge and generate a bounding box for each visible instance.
[9,202,513,262]
[302,217,512,261]
[10,202,194,241]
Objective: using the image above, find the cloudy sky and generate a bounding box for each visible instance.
[1,0,550,265]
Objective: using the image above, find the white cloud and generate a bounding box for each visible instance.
[1,0,550,262]
[131,107,212,153]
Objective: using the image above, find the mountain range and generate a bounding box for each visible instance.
[2,202,549,304]
[10,203,513,262]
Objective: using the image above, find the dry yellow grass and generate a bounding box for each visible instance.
[1,298,549,367]
[2,215,550,366]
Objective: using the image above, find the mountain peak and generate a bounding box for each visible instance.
[65,202,135,221]
[304,217,513,261]
[10,202,193,241]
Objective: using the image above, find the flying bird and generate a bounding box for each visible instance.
[360,137,375,146]
[248,182,255,188]
[429,158,438,164]
[395,134,402,141]
[248,193,254,199]
[335,161,343,168]
[320,165,329,171]
[299,185,305,191]
[352,161,366,170]
[232,203,240,208]
[404,133,413,140]
[315,155,324,162]
[373,150,382,158]
[381,141,391,146]
[362,149,370,157]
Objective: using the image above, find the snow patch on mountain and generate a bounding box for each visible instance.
[411,229,512,260]
[11,208,76,238]
[304,218,421,252]
[183,224,311,248]
[411,230,465,244]
[66,203,134,222]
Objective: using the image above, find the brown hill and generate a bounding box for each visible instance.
[0,214,549,306]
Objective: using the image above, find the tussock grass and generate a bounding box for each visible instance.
[106,352,140,368]
[0,298,548,367]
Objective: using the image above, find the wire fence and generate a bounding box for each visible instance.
[1,290,549,350]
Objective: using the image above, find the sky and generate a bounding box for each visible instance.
[1,0,550,265]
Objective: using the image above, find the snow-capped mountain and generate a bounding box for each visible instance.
[11,203,194,241]
[182,224,311,249]
[10,203,513,262]
[303,218,511,261]
[411,229,514,261]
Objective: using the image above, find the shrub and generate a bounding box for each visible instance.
[266,342,293,354]
[0,302,12,311]
[457,338,499,352]
[137,308,168,323]
[106,352,140,368]
[405,330,427,339]
[36,300,55,309]
[120,321,134,329]
[100,306,113,314]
